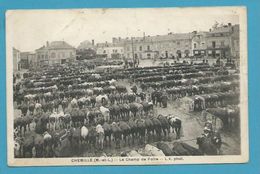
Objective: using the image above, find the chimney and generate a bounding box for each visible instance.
[46,41,49,47]
[112,37,116,43]
[92,39,95,46]
[209,29,212,32]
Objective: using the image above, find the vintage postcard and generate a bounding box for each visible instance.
[6,7,248,166]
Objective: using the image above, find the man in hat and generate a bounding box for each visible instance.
[204,120,213,131]
[202,126,212,138]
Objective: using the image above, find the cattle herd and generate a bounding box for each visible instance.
[13,60,240,158]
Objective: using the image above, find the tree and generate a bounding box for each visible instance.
[212,21,219,29]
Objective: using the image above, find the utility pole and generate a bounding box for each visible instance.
[131,37,135,68]
[131,37,136,83]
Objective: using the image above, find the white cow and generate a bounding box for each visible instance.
[100,106,110,122]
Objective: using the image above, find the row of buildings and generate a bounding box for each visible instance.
[13,41,76,71]
[13,23,239,71]
[97,23,239,60]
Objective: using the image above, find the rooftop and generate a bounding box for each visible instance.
[121,33,193,44]
[36,41,75,51]
[209,24,239,34]
[77,40,95,50]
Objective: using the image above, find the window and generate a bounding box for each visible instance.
[139,46,142,51]
[221,41,225,46]
[103,50,106,54]
[62,52,65,58]
[177,41,180,45]
[139,53,142,59]
[70,52,73,57]
[147,45,150,51]
[194,43,197,48]
[212,41,216,48]
[51,52,56,58]
[133,46,136,51]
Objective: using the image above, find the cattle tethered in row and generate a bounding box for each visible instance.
[182,91,239,112]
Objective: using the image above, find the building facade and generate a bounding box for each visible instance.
[20,52,29,69]
[96,42,124,59]
[13,47,21,72]
[230,25,240,58]
[191,31,207,57]
[190,23,239,59]
[35,41,76,67]
[20,52,36,69]
[28,52,37,69]
[93,23,239,62]
[113,33,193,60]
[205,23,239,59]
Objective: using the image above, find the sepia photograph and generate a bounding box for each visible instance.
[6,7,248,166]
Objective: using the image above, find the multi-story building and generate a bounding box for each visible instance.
[230,24,240,59]
[28,52,37,69]
[116,33,193,60]
[191,23,239,59]
[191,31,207,57]
[92,23,240,62]
[119,37,159,60]
[96,42,124,59]
[20,52,29,69]
[205,23,239,59]
[35,41,76,67]
[13,47,21,72]
[20,52,36,69]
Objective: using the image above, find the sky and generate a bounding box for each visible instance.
[6,7,240,52]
